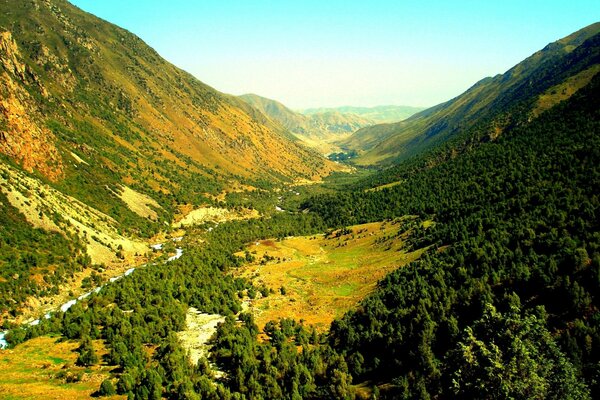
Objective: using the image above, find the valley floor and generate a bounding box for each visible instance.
[234,219,428,331]
[0,335,121,399]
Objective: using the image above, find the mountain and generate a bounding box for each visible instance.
[341,22,600,165]
[239,93,374,153]
[304,72,600,398]
[0,6,598,399]
[0,0,339,320]
[0,0,336,186]
[301,105,426,123]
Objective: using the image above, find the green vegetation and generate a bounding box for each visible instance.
[5,72,598,398]
[0,191,89,321]
[305,72,600,398]
[328,150,358,161]
[0,2,598,399]
[0,335,116,399]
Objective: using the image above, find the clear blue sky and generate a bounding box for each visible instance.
[69,0,599,109]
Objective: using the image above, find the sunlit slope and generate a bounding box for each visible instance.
[0,0,336,191]
[342,22,600,165]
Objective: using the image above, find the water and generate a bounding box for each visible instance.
[60,299,77,313]
[0,243,184,349]
[167,248,183,262]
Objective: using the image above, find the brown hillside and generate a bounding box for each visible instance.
[0,0,336,186]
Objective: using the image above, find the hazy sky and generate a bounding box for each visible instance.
[69,0,599,109]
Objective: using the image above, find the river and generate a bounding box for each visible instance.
[0,243,183,348]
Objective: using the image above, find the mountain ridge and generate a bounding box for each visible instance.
[0,0,337,186]
[300,104,426,123]
[342,22,600,165]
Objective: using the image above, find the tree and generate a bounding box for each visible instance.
[447,303,590,399]
[76,337,98,366]
[98,378,117,396]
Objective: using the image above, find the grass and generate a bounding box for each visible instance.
[365,180,403,192]
[0,335,123,399]
[234,219,427,331]
[533,64,600,117]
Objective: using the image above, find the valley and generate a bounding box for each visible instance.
[0,1,598,399]
[234,220,428,330]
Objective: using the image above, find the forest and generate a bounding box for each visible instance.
[1,55,599,400]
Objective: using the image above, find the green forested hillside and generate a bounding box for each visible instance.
[304,72,600,398]
[341,23,600,166]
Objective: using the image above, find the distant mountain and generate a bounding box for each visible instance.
[239,94,310,134]
[342,22,600,165]
[239,94,374,153]
[301,105,426,123]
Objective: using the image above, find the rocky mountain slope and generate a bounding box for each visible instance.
[0,0,335,188]
[341,22,600,165]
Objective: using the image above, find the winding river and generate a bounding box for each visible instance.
[0,243,184,348]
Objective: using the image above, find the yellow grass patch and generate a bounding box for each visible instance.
[533,64,600,117]
[0,336,123,400]
[174,206,259,228]
[365,180,403,192]
[235,220,427,331]
[115,184,161,220]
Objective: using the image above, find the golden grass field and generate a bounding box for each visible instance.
[0,335,122,400]
[365,180,404,192]
[235,219,428,331]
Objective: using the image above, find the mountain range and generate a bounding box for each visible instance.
[300,104,426,123]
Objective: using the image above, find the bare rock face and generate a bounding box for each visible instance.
[0,31,63,181]
[0,31,27,79]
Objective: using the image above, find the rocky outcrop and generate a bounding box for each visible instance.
[0,31,63,181]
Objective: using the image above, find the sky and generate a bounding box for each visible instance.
[69,0,600,109]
